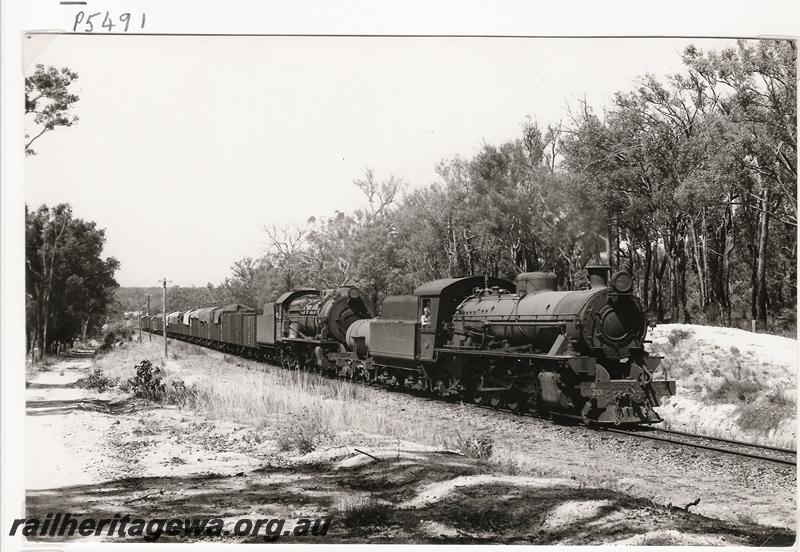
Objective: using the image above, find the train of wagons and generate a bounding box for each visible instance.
[141,264,676,425]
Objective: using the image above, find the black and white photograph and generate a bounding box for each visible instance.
[3,9,798,547]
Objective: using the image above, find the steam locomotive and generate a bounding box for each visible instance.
[142,264,675,425]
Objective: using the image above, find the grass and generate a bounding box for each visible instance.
[105,344,540,470]
[337,497,394,528]
[736,386,796,433]
[188,365,453,449]
[74,369,119,392]
[275,406,335,453]
[452,432,494,460]
[91,339,472,452]
[667,328,694,347]
[92,339,166,380]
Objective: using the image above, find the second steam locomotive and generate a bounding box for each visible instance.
[143,264,675,425]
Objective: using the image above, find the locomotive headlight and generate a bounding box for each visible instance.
[348,287,362,299]
[610,270,633,293]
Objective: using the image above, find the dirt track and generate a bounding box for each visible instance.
[25,357,797,545]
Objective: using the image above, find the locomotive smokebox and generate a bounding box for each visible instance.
[585,264,611,289]
[515,272,557,296]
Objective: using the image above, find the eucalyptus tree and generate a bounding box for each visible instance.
[25,65,80,155]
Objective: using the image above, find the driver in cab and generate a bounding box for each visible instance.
[420,306,432,328]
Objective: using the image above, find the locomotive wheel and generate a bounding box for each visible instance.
[505,392,527,414]
[488,394,503,408]
[472,393,485,405]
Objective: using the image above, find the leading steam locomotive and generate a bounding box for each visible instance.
[143,264,675,425]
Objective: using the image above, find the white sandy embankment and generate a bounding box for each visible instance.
[649,324,797,448]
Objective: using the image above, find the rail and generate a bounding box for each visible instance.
[599,426,796,466]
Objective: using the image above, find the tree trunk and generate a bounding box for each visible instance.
[750,247,758,321]
[650,241,659,319]
[701,208,710,309]
[627,234,635,273]
[721,202,734,326]
[42,301,49,357]
[656,245,668,323]
[756,188,770,329]
[678,240,690,323]
[664,235,680,322]
[642,241,652,309]
[39,214,68,357]
[688,219,706,309]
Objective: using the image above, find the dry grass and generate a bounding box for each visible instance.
[274,407,335,453]
[452,432,494,460]
[92,339,461,452]
[93,339,165,380]
[336,497,394,528]
[189,364,456,449]
[74,369,119,392]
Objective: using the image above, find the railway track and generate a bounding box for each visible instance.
[344,385,798,468]
[467,403,796,467]
[599,426,796,466]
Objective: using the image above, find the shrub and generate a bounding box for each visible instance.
[460,508,509,529]
[455,433,494,460]
[706,374,764,404]
[737,386,797,432]
[126,359,196,407]
[101,324,135,350]
[667,328,694,346]
[275,406,334,454]
[128,360,166,401]
[74,369,118,392]
[164,379,198,409]
[337,497,393,528]
[495,455,521,475]
[765,386,794,408]
[737,399,795,432]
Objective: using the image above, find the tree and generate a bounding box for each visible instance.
[263,223,308,292]
[26,204,71,355]
[26,204,120,356]
[218,256,278,308]
[25,65,80,156]
[212,40,794,333]
[353,168,404,220]
[61,223,121,343]
[558,40,796,330]
[682,40,797,328]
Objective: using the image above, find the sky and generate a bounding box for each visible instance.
[24,36,739,287]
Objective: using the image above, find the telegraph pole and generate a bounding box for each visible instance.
[146,293,152,342]
[160,278,168,358]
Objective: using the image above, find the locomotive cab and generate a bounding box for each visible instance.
[413,276,515,361]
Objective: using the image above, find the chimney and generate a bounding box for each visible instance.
[585,264,611,289]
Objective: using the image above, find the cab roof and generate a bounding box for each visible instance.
[413,276,514,297]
